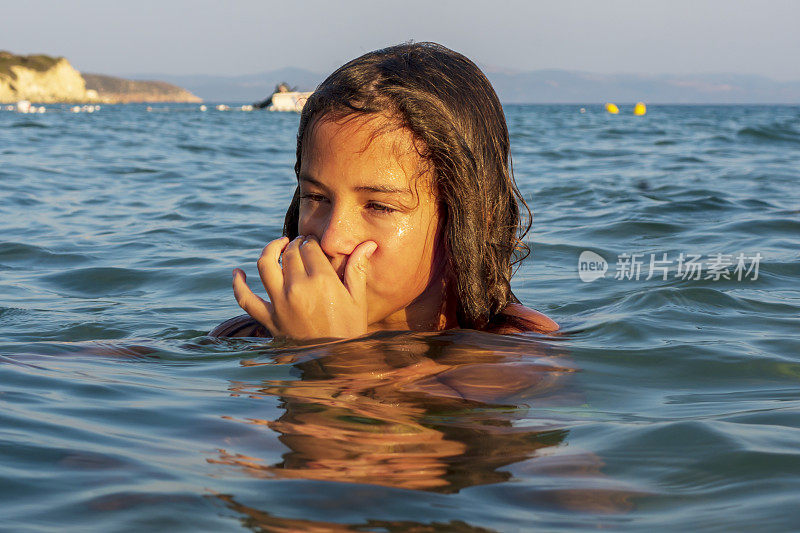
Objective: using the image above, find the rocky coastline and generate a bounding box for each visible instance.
[0,51,201,104]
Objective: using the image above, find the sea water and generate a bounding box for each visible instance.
[1,103,799,531]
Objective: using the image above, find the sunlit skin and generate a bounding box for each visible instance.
[232,113,458,340]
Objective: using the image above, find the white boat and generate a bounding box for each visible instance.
[268,91,312,112]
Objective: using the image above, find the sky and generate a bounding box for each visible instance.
[2,0,799,80]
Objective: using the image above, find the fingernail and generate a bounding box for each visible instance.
[365,242,377,259]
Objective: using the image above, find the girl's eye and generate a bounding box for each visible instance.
[300,193,326,203]
[367,202,396,215]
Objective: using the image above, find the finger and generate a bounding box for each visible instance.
[257,236,290,299]
[343,240,377,302]
[299,236,336,277]
[280,235,308,279]
[233,268,277,333]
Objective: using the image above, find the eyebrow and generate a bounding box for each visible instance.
[299,175,412,195]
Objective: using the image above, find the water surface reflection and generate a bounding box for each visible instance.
[209,331,622,498]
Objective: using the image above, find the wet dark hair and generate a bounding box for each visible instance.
[283,41,531,329]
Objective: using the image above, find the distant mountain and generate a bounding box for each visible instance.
[130,66,800,104]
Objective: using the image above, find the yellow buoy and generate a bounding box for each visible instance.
[605,103,619,114]
[634,102,647,116]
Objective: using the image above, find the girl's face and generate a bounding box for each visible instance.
[297,114,445,330]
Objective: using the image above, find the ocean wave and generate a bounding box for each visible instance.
[738,122,800,145]
[10,120,50,129]
[0,242,93,266]
[41,267,155,297]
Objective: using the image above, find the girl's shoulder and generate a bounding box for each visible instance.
[483,303,560,335]
[209,304,559,338]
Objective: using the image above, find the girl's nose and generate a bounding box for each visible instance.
[317,207,359,262]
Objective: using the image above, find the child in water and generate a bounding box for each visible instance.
[211,42,558,340]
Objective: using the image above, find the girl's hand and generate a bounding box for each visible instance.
[232,235,378,341]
